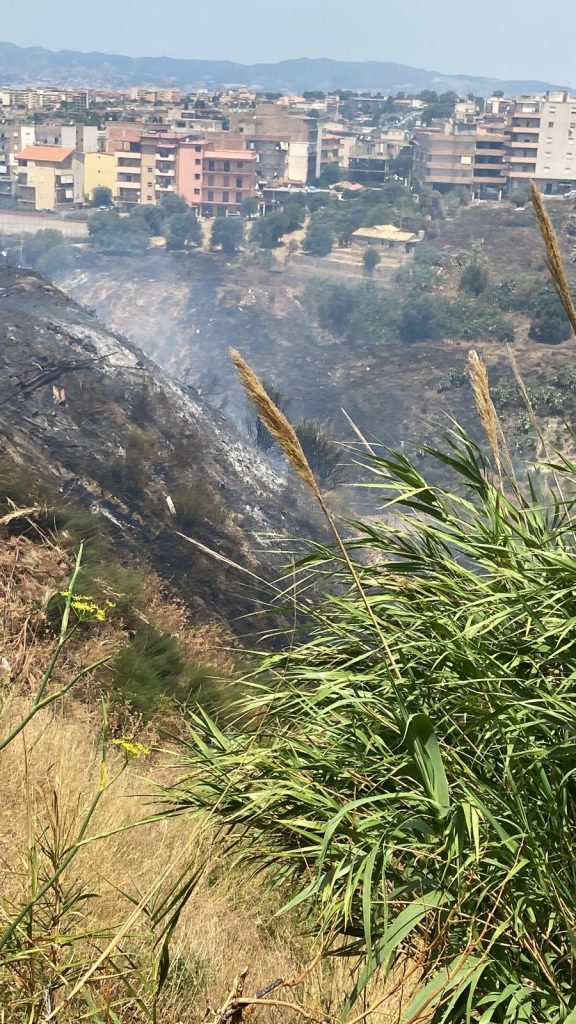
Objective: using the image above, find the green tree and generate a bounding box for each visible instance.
[90,185,114,208]
[303,220,334,257]
[399,294,447,342]
[362,247,381,274]
[528,288,572,344]
[160,193,189,217]
[210,216,244,254]
[88,212,149,253]
[241,197,259,218]
[166,212,203,250]
[250,213,287,249]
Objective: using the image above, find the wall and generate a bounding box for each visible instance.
[84,152,116,199]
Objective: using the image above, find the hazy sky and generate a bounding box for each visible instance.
[3,0,576,86]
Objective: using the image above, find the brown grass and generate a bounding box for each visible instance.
[0,694,370,1023]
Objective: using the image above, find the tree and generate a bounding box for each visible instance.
[91,185,113,208]
[399,294,447,342]
[129,204,166,235]
[528,288,572,344]
[459,262,489,296]
[250,212,289,249]
[210,217,244,254]
[88,212,149,253]
[303,220,334,257]
[160,193,189,217]
[166,212,203,250]
[362,247,381,275]
[241,197,259,218]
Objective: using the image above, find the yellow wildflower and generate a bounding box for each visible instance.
[113,737,151,760]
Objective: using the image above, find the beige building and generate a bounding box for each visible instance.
[508,91,576,194]
[16,146,84,210]
[413,125,508,194]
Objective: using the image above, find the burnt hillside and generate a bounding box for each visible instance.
[0,268,316,631]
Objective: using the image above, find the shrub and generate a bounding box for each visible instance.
[169,430,576,1020]
[459,261,488,296]
[173,482,227,535]
[22,229,66,269]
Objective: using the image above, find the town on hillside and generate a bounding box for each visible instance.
[1,85,576,223]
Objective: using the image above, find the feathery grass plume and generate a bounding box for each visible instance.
[467,349,502,481]
[230,348,404,683]
[230,348,318,496]
[531,182,576,336]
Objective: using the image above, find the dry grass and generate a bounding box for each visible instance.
[0,694,368,1023]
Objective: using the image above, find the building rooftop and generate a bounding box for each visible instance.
[352,224,419,243]
[17,146,74,163]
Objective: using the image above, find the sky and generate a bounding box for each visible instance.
[3,0,576,86]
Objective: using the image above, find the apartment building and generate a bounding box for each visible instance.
[228,104,322,184]
[16,146,84,210]
[0,128,12,200]
[414,91,576,197]
[196,148,258,215]
[414,124,508,194]
[113,129,258,214]
[508,91,576,194]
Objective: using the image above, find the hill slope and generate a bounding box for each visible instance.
[0,41,563,96]
[0,267,314,630]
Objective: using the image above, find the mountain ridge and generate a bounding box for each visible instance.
[0,41,567,96]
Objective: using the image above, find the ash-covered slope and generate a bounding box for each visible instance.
[0,268,313,626]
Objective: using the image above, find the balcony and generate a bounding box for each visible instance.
[510,123,540,133]
[508,155,537,165]
[508,138,539,149]
[116,153,141,166]
[116,177,140,186]
[156,164,175,175]
[156,151,175,160]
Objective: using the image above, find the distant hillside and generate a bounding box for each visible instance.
[0,41,565,96]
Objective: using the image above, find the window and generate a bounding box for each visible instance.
[208,159,215,171]
[194,188,200,195]
[195,158,201,165]
[223,175,229,187]
[208,174,214,186]
[222,190,229,202]
[195,144,202,152]
[548,121,555,128]
[236,177,243,188]
[237,161,244,168]
[207,189,214,201]
[236,191,242,204]
[223,160,230,172]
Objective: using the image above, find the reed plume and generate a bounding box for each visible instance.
[230,347,404,684]
[531,182,576,336]
[467,349,502,482]
[230,348,318,496]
